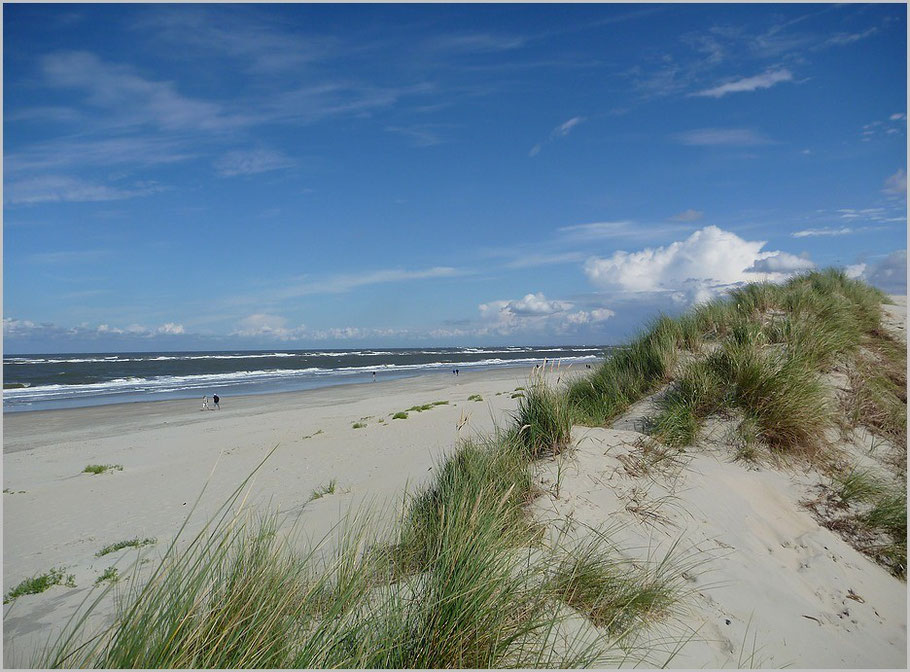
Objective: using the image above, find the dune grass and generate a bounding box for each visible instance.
[391,411,408,420]
[576,269,893,462]
[512,376,572,460]
[352,422,367,429]
[467,394,483,402]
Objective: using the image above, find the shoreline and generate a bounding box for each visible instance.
[3,365,563,453]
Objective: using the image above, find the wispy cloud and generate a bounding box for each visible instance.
[27,249,111,265]
[529,116,585,157]
[213,149,294,176]
[791,226,854,238]
[675,128,774,146]
[268,267,468,301]
[668,209,704,222]
[692,68,793,98]
[5,176,164,205]
[385,124,452,147]
[883,169,907,198]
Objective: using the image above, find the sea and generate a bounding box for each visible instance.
[2,346,609,413]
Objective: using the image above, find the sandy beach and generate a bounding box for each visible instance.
[3,366,552,665]
[3,301,907,668]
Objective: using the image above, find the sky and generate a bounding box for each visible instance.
[3,3,907,353]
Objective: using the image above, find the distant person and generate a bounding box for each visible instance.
[372,372,376,382]
[456,368,459,376]
[213,394,220,410]
[201,395,209,411]
[453,369,456,375]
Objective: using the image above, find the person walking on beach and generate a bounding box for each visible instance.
[372,372,376,382]
[202,395,209,411]
[213,394,220,410]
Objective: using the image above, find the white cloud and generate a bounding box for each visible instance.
[213,149,294,176]
[844,264,866,279]
[477,292,613,335]
[669,209,704,222]
[890,113,906,121]
[747,252,815,274]
[860,250,907,294]
[675,128,773,146]
[506,293,573,316]
[883,169,907,198]
[583,225,813,303]
[232,313,296,338]
[156,322,185,335]
[792,227,853,238]
[693,68,793,98]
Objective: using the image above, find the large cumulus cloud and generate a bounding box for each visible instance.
[583,225,816,303]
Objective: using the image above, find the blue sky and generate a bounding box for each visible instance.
[4,3,907,353]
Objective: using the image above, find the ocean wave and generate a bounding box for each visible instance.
[3,355,600,403]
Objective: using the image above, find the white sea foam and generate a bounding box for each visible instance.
[3,354,600,404]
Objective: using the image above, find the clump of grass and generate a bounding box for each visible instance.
[512,378,572,459]
[651,359,725,447]
[510,392,524,399]
[95,566,120,585]
[352,422,367,429]
[4,567,76,603]
[568,315,680,426]
[395,435,539,572]
[431,400,449,406]
[514,387,525,392]
[549,536,678,635]
[467,394,483,402]
[96,537,157,557]
[406,404,433,412]
[83,464,123,475]
[3,488,26,494]
[834,469,887,506]
[309,479,337,501]
[391,411,408,420]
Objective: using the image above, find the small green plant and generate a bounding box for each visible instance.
[392,411,408,420]
[406,404,434,412]
[309,479,337,501]
[431,400,449,406]
[83,464,123,475]
[352,422,367,429]
[96,537,157,557]
[467,394,483,402]
[514,387,525,392]
[4,567,76,603]
[3,488,26,494]
[510,392,524,399]
[95,566,120,585]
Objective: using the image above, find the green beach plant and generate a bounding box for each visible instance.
[83,464,123,475]
[5,568,76,603]
[96,537,157,557]
[309,479,337,501]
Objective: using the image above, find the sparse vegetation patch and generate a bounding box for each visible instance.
[83,464,123,475]
[5,567,76,603]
